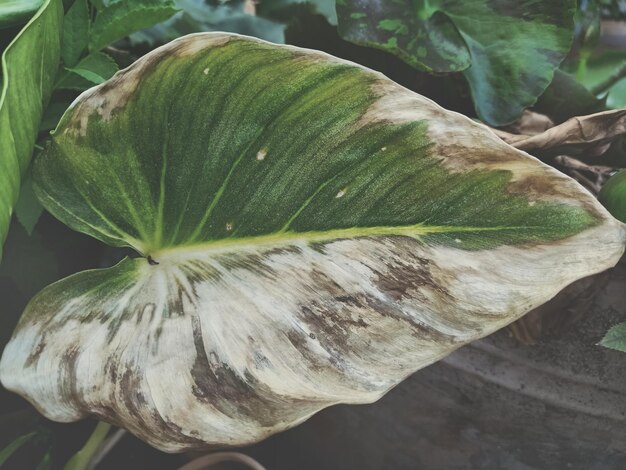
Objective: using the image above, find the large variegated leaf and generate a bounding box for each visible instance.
[1,33,624,452]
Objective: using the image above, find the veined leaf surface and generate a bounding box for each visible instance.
[0,0,63,260]
[1,33,624,452]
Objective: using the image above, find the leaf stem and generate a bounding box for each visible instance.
[591,62,626,95]
[63,421,111,470]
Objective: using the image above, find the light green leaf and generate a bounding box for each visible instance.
[577,50,626,109]
[57,52,119,89]
[14,169,44,235]
[0,0,63,261]
[61,0,89,67]
[599,169,626,223]
[89,0,179,52]
[600,322,626,353]
[1,34,624,452]
[0,432,36,467]
[0,0,43,28]
[336,0,577,125]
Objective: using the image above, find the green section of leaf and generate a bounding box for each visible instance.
[599,169,626,223]
[61,0,89,67]
[57,52,119,90]
[0,432,36,467]
[14,169,44,235]
[600,322,626,353]
[534,69,606,123]
[40,97,73,131]
[130,0,286,47]
[337,0,577,125]
[0,0,63,261]
[89,0,179,52]
[0,0,43,28]
[36,34,600,255]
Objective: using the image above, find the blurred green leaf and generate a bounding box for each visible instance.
[0,0,44,29]
[258,0,337,25]
[534,69,606,123]
[61,0,89,67]
[89,0,178,51]
[40,97,73,131]
[599,168,626,223]
[0,0,63,261]
[131,0,285,46]
[14,169,44,235]
[601,321,626,352]
[578,50,626,109]
[336,0,577,125]
[0,432,36,467]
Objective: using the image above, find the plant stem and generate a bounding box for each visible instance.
[591,62,626,95]
[63,422,111,470]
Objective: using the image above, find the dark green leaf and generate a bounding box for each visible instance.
[0,0,63,261]
[600,322,626,352]
[89,0,179,52]
[0,432,36,467]
[14,169,44,235]
[599,168,626,223]
[534,69,606,123]
[337,0,577,125]
[61,0,89,67]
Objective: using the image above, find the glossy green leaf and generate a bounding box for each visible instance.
[0,0,43,28]
[600,322,626,353]
[61,0,89,67]
[1,34,624,451]
[599,169,626,223]
[0,0,63,261]
[578,50,626,109]
[337,0,577,125]
[89,0,178,52]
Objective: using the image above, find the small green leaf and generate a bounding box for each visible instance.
[0,0,63,261]
[337,0,577,125]
[14,169,44,235]
[599,169,626,223]
[0,432,36,467]
[57,52,119,89]
[89,0,179,52]
[61,0,89,67]
[600,322,626,353]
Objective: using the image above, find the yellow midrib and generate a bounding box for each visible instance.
[147,223,540,260]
